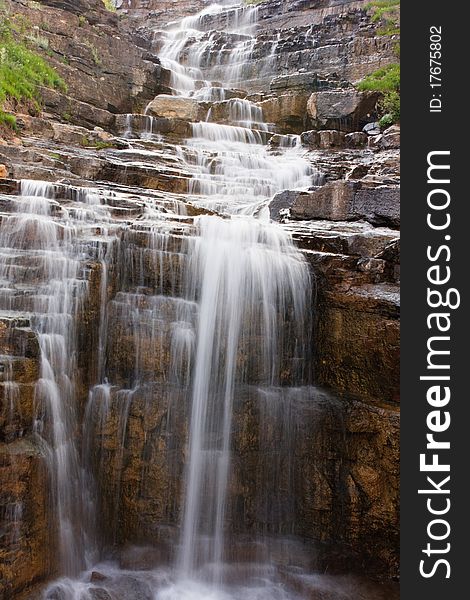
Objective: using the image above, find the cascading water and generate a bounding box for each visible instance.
[149,1,314,594]
[0,2,335,600]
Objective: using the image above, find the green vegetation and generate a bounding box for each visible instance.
[357,63,399,94]
[79,15,88,27]
[0,112,17,130]
[79,137,114,150]
[84,40,101,65]
[366,1,400,35]
[244,0,265,5]
[102,0,117,12]
[358,2,400,126]
[0,4,66,130]
[357,63,400,126]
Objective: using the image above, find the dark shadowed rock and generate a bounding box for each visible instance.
[307,90,378,132]
[354,185,400,228]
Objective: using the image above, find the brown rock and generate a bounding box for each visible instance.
[146,95,199,121]
[0,164,8,179]
[258,92,310,133]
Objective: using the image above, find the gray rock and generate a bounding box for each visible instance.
[368,134,383,149]
[380,125,400,149]
[307,90,378,132]
[291,181,357,221]
[290,181,400,228]
[345,132,368,148]
[354,185,400,228]
[269,190,302,221]
[363,122,381,136]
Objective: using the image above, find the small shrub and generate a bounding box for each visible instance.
[102,0,117,12]
[0,111,17,130]
[84,40,101,65]
[27,32,50,51]
[79,15,88,27]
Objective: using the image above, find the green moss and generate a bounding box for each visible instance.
[79,137,114,150]
[78,15,88,27]
[0,5,66,129]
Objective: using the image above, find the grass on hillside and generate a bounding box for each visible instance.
[358,2,400,126]
[357,63,400,126]
[0,6,66,130]
[366,0,400,35]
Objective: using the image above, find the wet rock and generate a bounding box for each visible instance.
[300,129,346,149]
[315,284,400,406]
[0,438,54,599]
[119,545,169,570]
[290,181,400,228]
[363,122,381,136]
[368,134,383,150]
[91,571,108,583]
[346,164,370,180]
[259,92,310,133]
[345,131,368,148]
[291,181,357,221]
[89,589,112,600]
[380,125,400,149]
[354,185,400,228]
[307,90,378,132]
[269,190,301,221]
[108,575,153,600]
[146,95,200,121]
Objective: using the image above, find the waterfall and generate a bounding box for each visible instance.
[152,0,314,588]
[1,3,323,600]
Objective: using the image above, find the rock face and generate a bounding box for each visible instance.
[307,90,378,132]
[0,0,400,597]
[289,181,400,228]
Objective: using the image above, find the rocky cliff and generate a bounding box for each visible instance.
[0,1,399,598]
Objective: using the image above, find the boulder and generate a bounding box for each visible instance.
[368,134,383,150]
[345,131,368,148]
[380,125,400,149]
[307,90,378,132]
[300,129,346,149]
[146,95,199,121]
[0,164,8,179]
[363,122,381,136]
[269,190,302,221]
